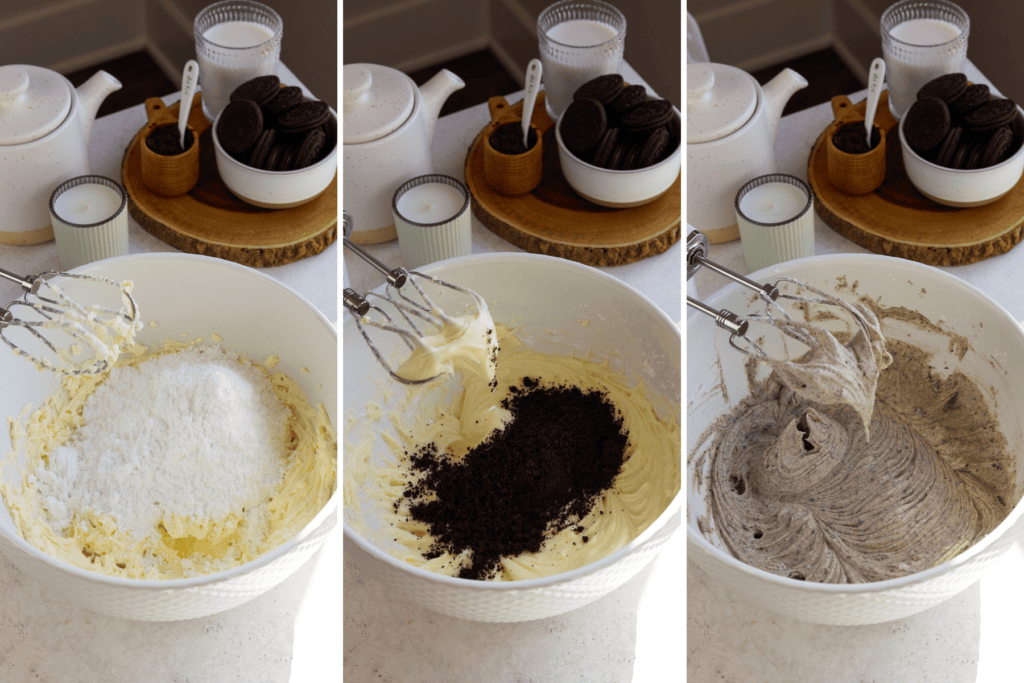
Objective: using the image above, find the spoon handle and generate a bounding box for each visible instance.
[863,58,886,144]
[179,60,199,149]
[521,59,542,148]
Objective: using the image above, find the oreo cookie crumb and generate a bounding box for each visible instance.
[832,122,881,154]
[399,381,629,581]
[489,122,538,154]
[146,123,194,156]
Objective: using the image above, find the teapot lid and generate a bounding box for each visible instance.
[687,63,758,144]
[343,63,416,144]
[0,65,73,146]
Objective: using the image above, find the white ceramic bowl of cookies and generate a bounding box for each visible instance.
[688,253,1024,625]
[343,253,680,622]
[212,104,338,209]
[555,105,681,208]
[898,106,1024,207]
[0,253,337,621]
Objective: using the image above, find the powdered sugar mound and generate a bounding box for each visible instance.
[32,344,289,539]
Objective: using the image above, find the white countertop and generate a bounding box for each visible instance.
[343,61,684,681]
[688,59,1024,682]
[0,63,341,680]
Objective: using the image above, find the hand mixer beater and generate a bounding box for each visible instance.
[686,229,877,359]
[0,266,140,376]
[342,211,489,385]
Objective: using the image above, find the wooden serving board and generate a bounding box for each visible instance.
[464,93,681,267]
[808,91,1024,266]
[121,95,337,268]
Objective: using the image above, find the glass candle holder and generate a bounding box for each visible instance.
[881,0,969,120]
[50,176,129,270]
[195,0,283,122]
[735,174,815,272]
[392,175,471,270]
[537,0,626,121]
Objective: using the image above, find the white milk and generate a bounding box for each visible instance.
[396,182,466,224]
[53,183,123,225]
[738,182,808,224]
[884,17,965,118]
[197,20,279,121]
[541,19,621,119]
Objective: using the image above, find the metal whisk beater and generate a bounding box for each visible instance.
[686,229,874,358]
[342,211,482,385]
[0,267,140,376]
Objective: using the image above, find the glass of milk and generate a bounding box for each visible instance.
[537,0,626,120]
[194,0,283,122]
[881,0,969,120]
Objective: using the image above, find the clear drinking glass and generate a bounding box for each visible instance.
[194,0,283,122]
[537,0,626,121]
[881,0,969,120]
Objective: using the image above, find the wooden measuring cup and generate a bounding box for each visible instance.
[140,93,202,196]
[826,92,892,195]
[483,95,545,195]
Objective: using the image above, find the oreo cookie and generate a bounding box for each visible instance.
[606,85,647,114]
[637,126,670,168]
[590,127,619,168]
[573,74,624,105]
[950,83,990,114]
[903,97,950,154]
[964,98,1017,131]
[606,142,627,170]
[217,99,263,155]
[264,85,304,116]
[277,100,331,133]
[295,128,327,169]
[229,75,281,107]
[620,99,673,132]
[560,98,607,154]
[933,126,962,167]
[917,72,968,105]
[248,128,276,169]
[981,125,1014,166]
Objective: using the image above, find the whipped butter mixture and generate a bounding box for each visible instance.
[345,291,680,581]
[695,287,1015,584]
[3,338,336,580]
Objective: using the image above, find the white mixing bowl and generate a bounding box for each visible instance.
[688,253,1024,625]
[0,253,337,621]
[343,253,680,622]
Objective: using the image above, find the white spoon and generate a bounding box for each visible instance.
[521,59,542,149]
[178,60,199,150]
[863,58,886,148]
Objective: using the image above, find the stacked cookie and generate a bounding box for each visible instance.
[216,75,337,172]
[559,74,677,170]
[903,72,1022,170]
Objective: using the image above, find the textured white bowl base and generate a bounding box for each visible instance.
[344,253,681,622]
[0,253,338,621]
[688,254,1024,625]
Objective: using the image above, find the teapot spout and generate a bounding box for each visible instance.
[76,70,122,144]
[419,69,465,145]
[763,68,807,146]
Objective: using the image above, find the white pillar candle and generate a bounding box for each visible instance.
[50,176,129,270]
[738,181,808,224]
[395,182,467,224]
[735,175,815,272]
[393,175,472,269]
[52,182,123,225]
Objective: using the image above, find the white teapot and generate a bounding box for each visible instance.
[687,62,807,243]
[343,63,464,244]
[0,65,121,245]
